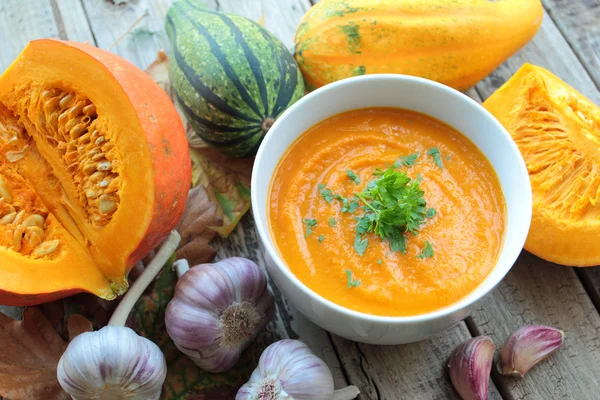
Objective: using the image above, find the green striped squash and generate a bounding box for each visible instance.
[166,0,305,157]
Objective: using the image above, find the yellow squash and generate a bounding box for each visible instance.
[484,64,600,267]
[295,0,543,91]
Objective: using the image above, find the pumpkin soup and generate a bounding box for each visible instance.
[269,108,505,316]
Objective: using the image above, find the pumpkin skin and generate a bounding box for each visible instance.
[295,0,543,91]
[0,39,191,305]
[483,64,600,267]
[166,0,305,157]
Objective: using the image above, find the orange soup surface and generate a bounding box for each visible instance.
[269,108,506,316]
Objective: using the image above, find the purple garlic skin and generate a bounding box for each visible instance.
[165,257,275,373]
[57,326,167,400]
[448,336,496,400]
[236,339,335,400]
[500,325,564,378]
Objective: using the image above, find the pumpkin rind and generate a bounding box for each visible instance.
[483,64,600,267]
[0,39,191,305]
[166,0,305,157]
[295,0,543,91]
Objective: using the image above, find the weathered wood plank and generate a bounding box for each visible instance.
[471,12,600,400]
[51,0,95,44]
[0,0,60,68]
[542,0,600,90]
[331,324,502,400]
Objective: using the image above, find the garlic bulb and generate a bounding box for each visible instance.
[165,257,275,373]
[500,325,564,378]
[57,326,166,400]
[57,231,180,400]
[237,339,359,400]
[448,336,496,400]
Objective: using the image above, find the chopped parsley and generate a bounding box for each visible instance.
[416,241,434,259]
[318,234,325,244]
[303,218,317,238]
[346,269,361,288]
[341,197,360,213]
[426,208,437,218]
[346,169,361,184]
[377,258,383,264]
[392,152,419,168]
[427,147,444,169]
[353,167,429,255]
[328,217,337,227]
[318,184,334,203]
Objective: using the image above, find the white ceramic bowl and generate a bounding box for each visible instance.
[251,74,532,345]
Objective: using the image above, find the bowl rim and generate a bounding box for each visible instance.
[251,73,532,324]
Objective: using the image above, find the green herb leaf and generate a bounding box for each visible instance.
[341,197,360,214]
[353,167,430,254]
[377,258,383,264]
[303,218,317,238]
[426,208,437,218]
[393,152,420,168]
[318,234,325,244]
[318,184,334,203]
[427,147,444,169]
[354,234,369,256]
[328,217,337,227]
[416,241,434,259]
[346,169,361,184]
[346,269,361,288]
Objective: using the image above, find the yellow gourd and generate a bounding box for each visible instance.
[484,64,600,267]
[295,0,543,91]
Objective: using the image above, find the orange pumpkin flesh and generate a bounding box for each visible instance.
[0,39,191,305]
[484,64,600,267]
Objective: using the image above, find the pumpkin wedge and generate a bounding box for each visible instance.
[0,39,191,305]
[484,64,600,266]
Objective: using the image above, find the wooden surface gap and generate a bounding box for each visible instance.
[49,0,67,40]
[78,0,98,46]
[575,269,600,315]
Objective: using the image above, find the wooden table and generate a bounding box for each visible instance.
[1,0,599,399]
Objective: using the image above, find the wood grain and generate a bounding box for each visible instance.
[472,12,600,400]
[542,0,600,90]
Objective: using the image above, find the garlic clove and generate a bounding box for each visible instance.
[500,325,565,378]
[57,326,167,400]
[237,339,359,400]
[448,336,496,400]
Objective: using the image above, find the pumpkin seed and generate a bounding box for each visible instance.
[0,212,16,225]
[95,136,105,145]
[31,240,59,258]
[69,123,87,139]
[92,153,105,162]
[97,161,111,171]
[25,226,44,248]
[23,214,45,228]
[99,195,117,214]
[82,162,97,175]
[98,180,110,188]
[41,89,57,101]
[89,171,105,183]
[64,116,82,132]
[12,226,25,252]
[44,97,60,112]
[86,190,99,199]
[68,102,84,118]
[0,184,13,203]
[13,210,25,225]
[78,132,91,143]
[58,110,69,126]
[59,94,74,109]
[82,104,96,116]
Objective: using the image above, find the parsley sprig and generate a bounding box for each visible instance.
[353,167,431,255]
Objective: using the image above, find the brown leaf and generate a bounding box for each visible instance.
[145,52,253,238]
[0,308,80,400]
[67,314,93,341]
[176,185,221,265]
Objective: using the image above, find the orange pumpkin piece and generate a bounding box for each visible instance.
[0,39,191,305]
[484,64,600,267]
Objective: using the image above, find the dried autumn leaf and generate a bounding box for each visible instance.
[145,52,253,238]
[176,185,221,265]
[0,308,92,400]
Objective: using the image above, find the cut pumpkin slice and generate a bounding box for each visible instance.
[484,63,600,266]
[0,39,191,305]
